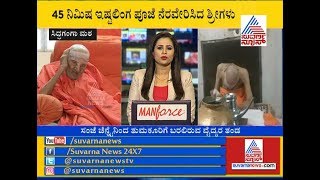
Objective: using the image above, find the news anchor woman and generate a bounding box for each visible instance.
[127,32,196,124]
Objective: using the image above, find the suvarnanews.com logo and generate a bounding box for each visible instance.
[245,139,263,162]
[232,139,276,170]
[226,137,280,175]
[241,15,267,47]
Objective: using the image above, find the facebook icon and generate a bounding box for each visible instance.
[46,157,55,165]
[46,147,55,156]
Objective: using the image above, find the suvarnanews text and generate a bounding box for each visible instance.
[63,167,125,175]
[66,147,142,155]
[232,163,276,170]
[63,157,134,165]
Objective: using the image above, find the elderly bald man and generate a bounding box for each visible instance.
[210,63,254,109]
[38,44,120,125]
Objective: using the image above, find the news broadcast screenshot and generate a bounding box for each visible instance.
[37,0,283,178]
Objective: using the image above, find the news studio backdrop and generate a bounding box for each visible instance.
[37,0,283,178]
[121,28,198,125]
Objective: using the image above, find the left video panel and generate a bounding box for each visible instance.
[37,29,122,126]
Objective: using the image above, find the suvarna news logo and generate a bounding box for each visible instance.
[245,139,263,162]
[241,15,267,46]
[229,138,278,171]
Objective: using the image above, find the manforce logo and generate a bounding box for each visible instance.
[45,136,66,145]
[137,104,187,120]
[245,139,263,162]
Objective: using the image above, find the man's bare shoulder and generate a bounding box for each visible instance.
[238,67,250,83]
[238,67,249,76]
[217,63,229,71]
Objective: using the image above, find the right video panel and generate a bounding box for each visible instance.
[198,29,282,126]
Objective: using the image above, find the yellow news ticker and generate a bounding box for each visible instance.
[37,1,283,28]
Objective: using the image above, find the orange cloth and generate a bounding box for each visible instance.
[220,87,280,126]
[220,86,246,108]
[263,113,279,126]
[50,36,122,97]
[37,61,121,125]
